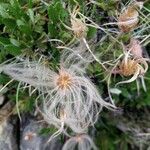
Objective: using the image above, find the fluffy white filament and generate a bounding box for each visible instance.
[62,134,97,150]
[0,57,115,137]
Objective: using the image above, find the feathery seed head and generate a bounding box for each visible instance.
[60,43,94,73]
[62,134,97,150]
[41,63,115,133]
[0,57,115,136]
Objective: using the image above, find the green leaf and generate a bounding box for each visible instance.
[10,38,20,47]
[48,2,68,24]
[2,18,16,29]
[28,0,33,8]
[0,37,10,45]
[27,9,34,23]
[18,25,32,35]
[9,0,25,19]
[87,27,97,39]
[5,44,22,56]
[39,127,57,136]
[48,5,57,24]
[16,19,25,26]
[0,74,10,84]
[48,23,58,37]
[110,88,122,95]
[0,4,10,18]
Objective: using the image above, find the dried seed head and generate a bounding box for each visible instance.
[71,17,88,38]
[118,4,140,32]
[119,59,138,76]
[1,58,116,136]
[70,6,88,38]
[116,55,148,86]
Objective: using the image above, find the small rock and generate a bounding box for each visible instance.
[20,114,62,150]
[0,120,18,150]
[0,102,18,150]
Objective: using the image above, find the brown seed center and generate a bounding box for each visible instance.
[57,73,71,90]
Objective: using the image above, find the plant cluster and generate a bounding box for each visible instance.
[0,0,150,149]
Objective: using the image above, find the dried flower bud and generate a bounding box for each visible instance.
[70,6,88,39]
[118,7,139,32]
[119,59,138,76]
[71,17,88,38]
[128,39,143,58]
[118,2,143,32]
